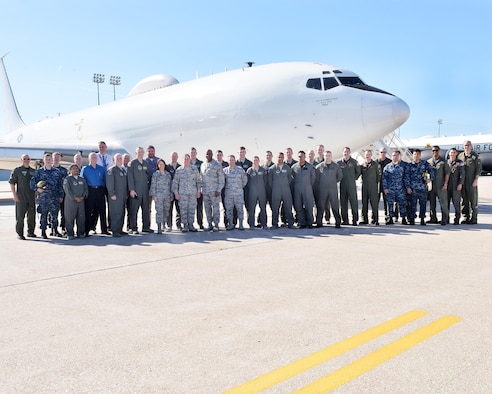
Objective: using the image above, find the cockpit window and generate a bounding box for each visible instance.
[323,77,339,90]
[338,76,365,86]
[306,78,322,90]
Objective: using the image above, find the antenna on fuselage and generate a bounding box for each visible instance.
[246,62,255,68]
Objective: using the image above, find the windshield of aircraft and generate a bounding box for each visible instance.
[306,77,339,91]
[338,76,392,95]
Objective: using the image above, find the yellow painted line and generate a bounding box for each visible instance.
[224,310,427,393]
[294,315,462,394]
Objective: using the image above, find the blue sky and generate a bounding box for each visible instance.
[1,0,491,139]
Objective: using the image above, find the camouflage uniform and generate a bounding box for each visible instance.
[382,161,408,219]
[407,160,434,220]
[268,163,294,228]
[63,174,88,237]
[172,166,201,230]
[360,160,382,224]
[166,163,182,229]
[315,162,342,227]
[150,170,173,227]
[30,166,64,231]
[106,165,128,235]
[191,158,204,228]
[246,166,268,228]
[201,160,225,229]
[337,157,361,224]
[458,151,481,223]
[223,166,248,228]
[291,161,316,227]
[447,158,465,224]
[427,156,450,224]
[9,164,36,237]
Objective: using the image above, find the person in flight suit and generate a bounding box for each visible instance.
[63,164,88,239]
[106,153,128,237]
[223,155,248,230]
[9,154,37,239]
[268,152,294,229]
[150,159,173,234]
[377,148,392,221]
[291,150,316,228]
[337,147,361,226]
[406,149,434,225]
[172,153,201,232]
[246,156,268,229]
[458,140,482,224]
[447,148,465,225]
[360,150,382,225]
[201,149,225,232]
[427,146,450,225]
[128,146,153,234]
[383,150,409,225]
[315,151,342,228]
[30,153,64,239]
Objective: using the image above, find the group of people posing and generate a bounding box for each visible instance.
[8,140,482,240]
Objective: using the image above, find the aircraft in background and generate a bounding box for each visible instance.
[403,134,492,174]
[0,55,409,170]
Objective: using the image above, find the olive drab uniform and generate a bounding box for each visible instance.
[407,160,434,221]
[377,156,392,218]
[291,161,316,227]
[30,166,64,232]
[458,150,481,223]
[106,165,128,235]
[127,158,152,231]
[447,157,465,224]
[223,166,248,229]
[63,174,89,237]
[268,163,294,228]
[360,160,382,224]
[382,161,408,220]
[201,160,225,230]
[427,156,450,224]
[337,157,361,224]
[9,164,36,237]
[246,166,267,228]
[315,161,342,227]
[172,166,201,231]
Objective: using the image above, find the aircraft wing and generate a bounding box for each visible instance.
[0,142,128,170]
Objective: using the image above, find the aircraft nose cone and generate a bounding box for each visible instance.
[392,97,410,128]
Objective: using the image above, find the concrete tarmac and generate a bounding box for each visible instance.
[1,178,491,393]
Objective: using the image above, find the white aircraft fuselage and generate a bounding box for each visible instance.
[0,58,410,168]
[404,134,492,173]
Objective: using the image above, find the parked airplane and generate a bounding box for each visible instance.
[404,134,492,173]
[0,55,410,170]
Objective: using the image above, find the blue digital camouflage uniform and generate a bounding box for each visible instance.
[382,161,408,219]
[407,160,434,220]
[30,166,64,231]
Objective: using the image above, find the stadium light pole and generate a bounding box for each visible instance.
[437,119,443,137]
[93,73,105,105]
[109,76,121,101]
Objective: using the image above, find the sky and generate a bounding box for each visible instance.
[1,0,491,140]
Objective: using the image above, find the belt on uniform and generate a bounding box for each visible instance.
[89,186,104,189]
